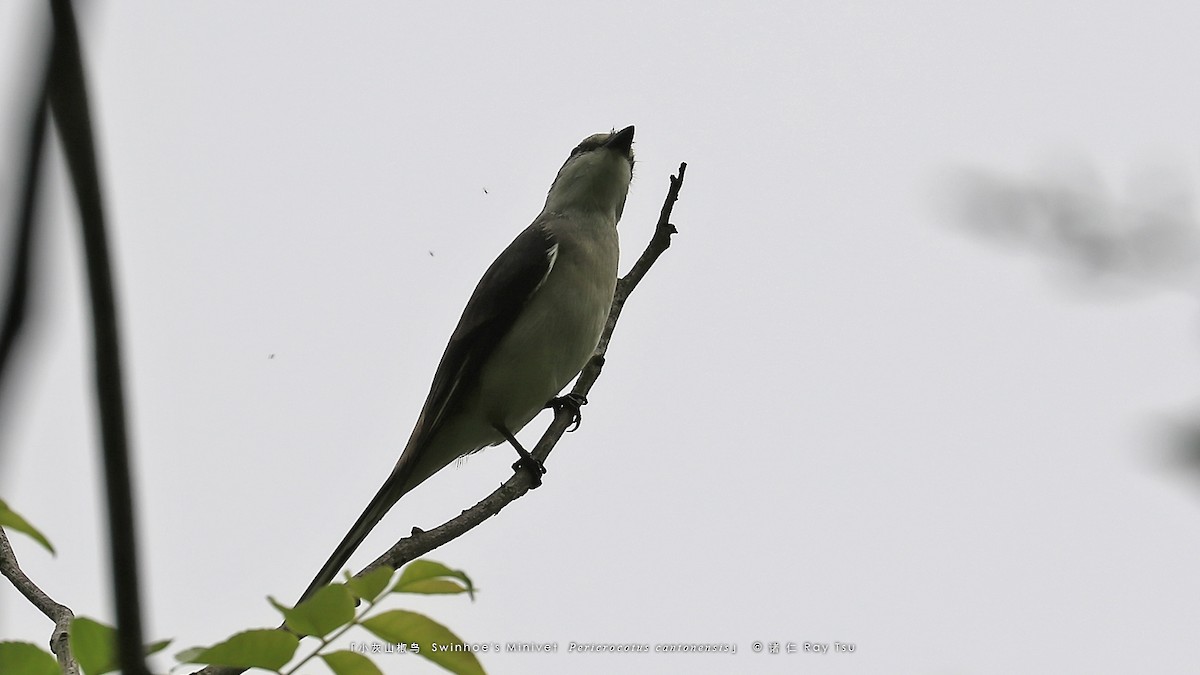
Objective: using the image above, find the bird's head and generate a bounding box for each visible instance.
[544,126,635,221]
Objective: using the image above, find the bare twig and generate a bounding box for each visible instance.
[46,2,149,673]
[0,527,80,674]
[191,162,686,675]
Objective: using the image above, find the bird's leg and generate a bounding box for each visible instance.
[495,424,546,488]
[546,393,588,432]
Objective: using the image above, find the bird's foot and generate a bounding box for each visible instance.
[497,422,547,488]
[511,450,547,488]
[546,393,588,432]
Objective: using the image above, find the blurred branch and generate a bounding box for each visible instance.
[944,162,1200,292]
[945,158,1200,496]
[1162,417,1200,489]
[46,1,149,674]
[190,162,687,675]
[0,527,80,674]
[0,34,52,459]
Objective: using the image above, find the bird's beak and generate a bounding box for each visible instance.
[606,125,635,153]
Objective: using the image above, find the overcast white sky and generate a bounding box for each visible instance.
[4,2,1200,674]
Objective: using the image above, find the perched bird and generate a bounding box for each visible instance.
[299,126,636,602]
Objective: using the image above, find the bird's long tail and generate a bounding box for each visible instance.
[296,467,413,604]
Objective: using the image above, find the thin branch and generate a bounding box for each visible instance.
[0,527,80,674]
[191,162,686,675]
[46,2,149,674]
[588,161,685,376]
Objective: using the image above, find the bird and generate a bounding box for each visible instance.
[298,126,636,603]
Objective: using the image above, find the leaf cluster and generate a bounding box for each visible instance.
[1,541,483,675]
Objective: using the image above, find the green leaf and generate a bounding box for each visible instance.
[179,629,299,670]
[68,617,171,675]
[0,498,55,554]
[270,584,355,637]
[361,610,485,675]
[321,649,384,675]
[70,617,117,675]
[346,566,395,602]
[0,642,59,675]
[396,579,470,596]
[174,647,205,663]
[392,560,475,600]
[144,638,172,657]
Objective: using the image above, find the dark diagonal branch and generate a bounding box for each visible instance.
[0,527,80,674]
[0,38,52,454]
[46,2,149,674]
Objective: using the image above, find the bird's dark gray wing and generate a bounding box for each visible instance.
[411,221,558,445]
[298,221,557,604]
